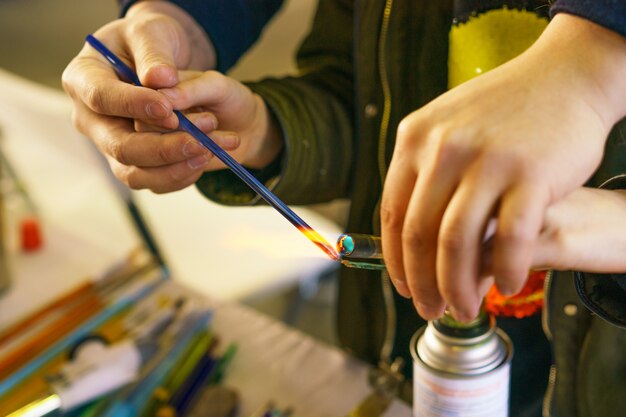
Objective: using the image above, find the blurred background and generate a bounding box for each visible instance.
[0,0,315,86]
[0,0,347,346]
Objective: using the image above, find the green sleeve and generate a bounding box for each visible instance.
[196,0,355,206]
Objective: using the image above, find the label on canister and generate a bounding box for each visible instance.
[411,328,512,417]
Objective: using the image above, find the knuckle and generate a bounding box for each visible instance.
[84,84,106,113]
[127,14,164,36]
[204,71,229,100]
[499,221,535,248]
[70,109,84,133]
[380,201,404,232]
[428,132,464,169]
[439,227,468,255]
[125,174,143,191]
[428,122,456,144]
[111,164,135,189]
[396,117,412,139]
[429,123,472,153]
[156,144,174,165]
[206,70,226,86]
[166,164,188,184]
[160,166,200,194]
[106,138,129,165]
[61,66,75,96]
[174,86,191,104]
[395,117,419,149]
[401,226,428,252]
[118,89,137,118]
[428,123,453,143]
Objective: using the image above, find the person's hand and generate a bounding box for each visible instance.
[62,1,219,193]
[480,187,626,275]
[157,71,284,170]
[381,13,626,322]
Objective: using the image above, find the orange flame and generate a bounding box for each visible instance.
[296,225,340,261]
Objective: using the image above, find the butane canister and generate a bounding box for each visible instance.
[410,310,513,417]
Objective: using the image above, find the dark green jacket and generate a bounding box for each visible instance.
[197,1,625,415]
[545,173,626,416]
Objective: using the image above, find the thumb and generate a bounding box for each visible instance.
[126,22,188,89]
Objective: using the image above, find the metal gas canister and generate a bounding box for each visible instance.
[410,309,513,417]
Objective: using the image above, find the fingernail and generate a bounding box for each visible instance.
[187,155,209,169]
[182,141,206,157]
[447,306,463,321]
[496,282,517,296]
[150,65,178,86]
[207,114,218,130]
[391,278,411,298]
[146,101,170,119]
[417,303,441,320]
[221,134,240,149]
[194,114,218,131]
[448,306,474,323]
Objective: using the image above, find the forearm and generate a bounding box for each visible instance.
[537,183,626,273]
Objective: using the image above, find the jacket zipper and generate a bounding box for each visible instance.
[377,0,393,183]
[541,270,554,341]
[541,270,555,416]
[542,364,557,417]
[376,0,396,368]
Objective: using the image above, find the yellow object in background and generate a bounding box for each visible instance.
[448,7,548,88]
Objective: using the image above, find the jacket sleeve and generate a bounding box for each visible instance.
[196,0,355,206]
[118,0,284,72]
[574,174,626,328]
[550,0,626,38]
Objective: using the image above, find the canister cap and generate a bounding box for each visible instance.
[416,324,509,375]
[433,309,492,339]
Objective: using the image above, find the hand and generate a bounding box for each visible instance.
[62,1,219,193]
[381,14,626,322]
[158,71,284,170]
[482,187,626,274]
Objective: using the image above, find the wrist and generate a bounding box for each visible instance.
[532,13,626,129]
[245,95,284,169]
[127,1,216,69]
